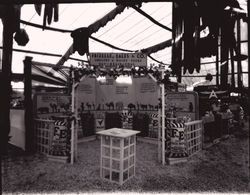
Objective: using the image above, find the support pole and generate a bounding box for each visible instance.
[248,0,250,90]
[0,10,14,155]
[220,26,229,89]
[216,30,220,86]
[71,70,75,164]
[230,47,235,88]
[236,17,243,89]
[160,69,165,165]
[24,56,34,153]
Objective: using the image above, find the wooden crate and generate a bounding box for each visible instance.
[34,118,54,155]
[185,120,203,157]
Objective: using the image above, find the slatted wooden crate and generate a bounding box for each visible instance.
[185,120,203,157]
[34,118,54,155]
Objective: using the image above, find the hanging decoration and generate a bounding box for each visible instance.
[71,27,89,56]
[69,65,171,85]
[34,4,59,30]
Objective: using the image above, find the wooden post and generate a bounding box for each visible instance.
[215,36,220,86]
[0,9,14,155]
[24,56,34,154]
[236,17,243,89]
[248,0,250,91]
[160,69,165,165]
[220,26,229,89]
[229,47,235,88]
[71,70,75,164]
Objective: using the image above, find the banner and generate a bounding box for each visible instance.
[49,120,70,157]
[121,109,133,129]
[166,122,188,158]
[89,52,147,68]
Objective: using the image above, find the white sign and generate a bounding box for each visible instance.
[96,119,105,131]
[90,52,147,68]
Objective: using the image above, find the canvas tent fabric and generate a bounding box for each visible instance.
[0,1,248,88]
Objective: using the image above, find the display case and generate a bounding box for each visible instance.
[97,128,139,185]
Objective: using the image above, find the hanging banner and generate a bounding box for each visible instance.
[89,52,147,68]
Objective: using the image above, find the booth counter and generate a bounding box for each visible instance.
[97,128,140,185]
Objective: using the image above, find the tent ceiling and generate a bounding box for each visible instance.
[0,1,248,87]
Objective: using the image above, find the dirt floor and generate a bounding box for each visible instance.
[1,121,249,194]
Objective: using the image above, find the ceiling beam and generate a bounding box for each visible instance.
[0,0,172,4]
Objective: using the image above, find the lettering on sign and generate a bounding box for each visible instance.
[78,84,93,94]
[209,90,218,99]
[140,83,156,93]
[90,52,147,68]
[116,86,128,94]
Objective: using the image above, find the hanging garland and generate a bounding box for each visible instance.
[68,65,171,86]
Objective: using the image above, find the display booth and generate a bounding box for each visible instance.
[31,53,204,166]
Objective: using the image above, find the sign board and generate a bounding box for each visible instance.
[96,118,105,132]
[89,52,147,68]
[165,92,199,120]
[50,121,70,157]
[166,123,188,160]
[34,93,71,115]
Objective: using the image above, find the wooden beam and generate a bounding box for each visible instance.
[0,0,172,4]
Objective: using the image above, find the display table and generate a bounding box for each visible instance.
[97,128,140,185]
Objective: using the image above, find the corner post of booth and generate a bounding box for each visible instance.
[24,56,34,154]
[71,70,75,164]
[236,17,243,88]
[160,68,165,165]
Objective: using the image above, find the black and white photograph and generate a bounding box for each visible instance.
[0,0,249,194]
